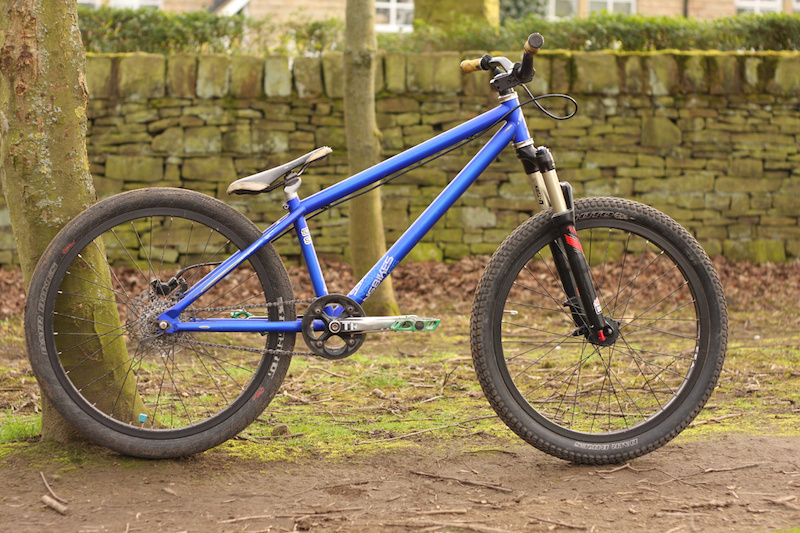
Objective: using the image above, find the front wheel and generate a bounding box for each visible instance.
[470,197,727,464]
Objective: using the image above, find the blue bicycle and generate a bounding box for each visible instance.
[25,34,727,463]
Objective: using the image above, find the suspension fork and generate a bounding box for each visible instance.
[517,144,615,344]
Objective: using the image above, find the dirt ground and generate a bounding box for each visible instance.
[1,434,799,533]
[1,258,800,532]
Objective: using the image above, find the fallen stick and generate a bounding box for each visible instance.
[764,496,800,510]
[528,516,587,530]
[41,494,68,515]
[411,471,512,493]
[218,514,274,523]
[355,415,495,445]
[701,463,763,474]
[385,520,513,533]
[39,471,67,504]
[274,507,364,517]
[689,412,743,427]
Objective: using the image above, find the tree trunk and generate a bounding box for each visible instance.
[0,0,143,442]
[415,0,500,27]
[344,0,400,316]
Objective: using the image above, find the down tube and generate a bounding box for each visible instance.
[348,122,517,304]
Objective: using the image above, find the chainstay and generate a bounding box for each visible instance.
[182,338,314,357]
[182,296,317,357]
[185,296,316,316]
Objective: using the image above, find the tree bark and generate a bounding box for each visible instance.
[415,0,500,27]
[0,0,143,442]
[344,0,400,316]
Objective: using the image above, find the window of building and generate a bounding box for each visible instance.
[546,0,577,18]
[588,0,636,14]
[736,0,782,13]
[545,0,637,19]
[213,0,250,16]
[376,0,414,33]
[79,0,163,8]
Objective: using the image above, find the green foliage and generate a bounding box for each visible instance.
[380,11,800,52]
[271,12,344,55]
[77,7,800,54]
[78,6,250,54]
[77,6,342,55]
[500,0,546,22]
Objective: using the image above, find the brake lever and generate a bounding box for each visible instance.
[488,56,515,73]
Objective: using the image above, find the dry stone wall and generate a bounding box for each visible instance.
[2,49,800,267]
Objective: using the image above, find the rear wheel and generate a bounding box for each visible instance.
[25,188,295,458]
[471,197,727,464]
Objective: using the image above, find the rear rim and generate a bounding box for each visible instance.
[494,215,709,442]
[44,206,288,440]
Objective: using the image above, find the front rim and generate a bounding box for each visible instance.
[44,206,286,440]
[495,216,708,441]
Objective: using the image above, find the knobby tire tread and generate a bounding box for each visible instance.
[25,188,295,459]
[470,197,728,464]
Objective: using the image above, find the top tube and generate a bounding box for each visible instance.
[302,94,529,214]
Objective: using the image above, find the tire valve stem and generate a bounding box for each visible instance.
[138,413,148,428]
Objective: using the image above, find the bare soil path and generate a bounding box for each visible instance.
[1,258,799,532]
[1,434,799,532]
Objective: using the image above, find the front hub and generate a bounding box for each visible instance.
[588,317,620,347]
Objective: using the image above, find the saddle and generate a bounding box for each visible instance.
[227,146,332,195]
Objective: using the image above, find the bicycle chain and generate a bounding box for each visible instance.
[179,297,318,357]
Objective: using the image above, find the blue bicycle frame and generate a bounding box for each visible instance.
[159,94,532,334]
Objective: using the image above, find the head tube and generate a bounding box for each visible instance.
[501,95,532,145]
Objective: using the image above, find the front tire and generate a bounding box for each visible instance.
[470,197,727,464]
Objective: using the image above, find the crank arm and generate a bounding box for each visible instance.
[328,315,441,333]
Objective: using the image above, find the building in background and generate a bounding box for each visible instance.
[78,0,415,32]
[549,0,800,18]
[77,0,800,30]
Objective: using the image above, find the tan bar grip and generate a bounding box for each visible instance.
[460,58,483,74]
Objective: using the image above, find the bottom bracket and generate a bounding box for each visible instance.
[301,294,366,360]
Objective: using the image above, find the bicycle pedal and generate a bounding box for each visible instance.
[390,317,441,332]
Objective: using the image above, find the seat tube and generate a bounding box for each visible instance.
[286,196,329,298]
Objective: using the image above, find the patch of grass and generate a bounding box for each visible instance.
[0,441,33,460]
[0,316,24,342]
[217,298,800,463]
[1,295,799,466]
[0,410,41,444]
[214,317,514,463]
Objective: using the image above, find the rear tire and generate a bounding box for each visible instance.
[25,188,295,458]
[470,197,727,464]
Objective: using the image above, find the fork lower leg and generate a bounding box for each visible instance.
[535,147,613,344]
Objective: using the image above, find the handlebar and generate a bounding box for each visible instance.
[460,33,544,76]
[518,32,544,82]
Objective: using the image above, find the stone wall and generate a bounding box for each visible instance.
[2,49,800,267]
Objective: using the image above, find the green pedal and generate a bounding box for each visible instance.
[230,309,266,336]
[390,318,441,332]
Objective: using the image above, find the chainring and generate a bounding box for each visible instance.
[301,294,366,360]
